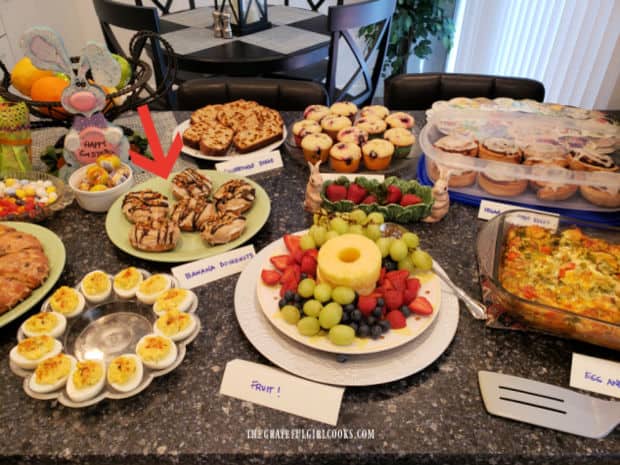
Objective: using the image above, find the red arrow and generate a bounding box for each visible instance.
[129,105,182,179]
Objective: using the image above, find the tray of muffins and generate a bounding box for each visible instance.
[419,106,620,213]
[284,102,422,174]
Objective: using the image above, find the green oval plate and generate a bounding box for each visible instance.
[105,170,271,263]
[0,222,66,328]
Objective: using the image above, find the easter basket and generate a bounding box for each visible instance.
[0,31,177,127]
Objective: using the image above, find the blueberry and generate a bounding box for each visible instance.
[278,299,287,308]
[15,199,24,206]
[366,316,376,326]
[284,290,295,302]
[340,312,350,323]
[370,325,383,339]
[348,322,359,333]
[293,293,302,303]
[344,303,356,313]
[385,260,397,271]
[377,297,385,307]
[379,320,391,333]
[300,273,308,280]
[357,324,370,338]
[336,354,348,363]
[400,305,411,317]
[351,309,362,321]
[372,307,382,318]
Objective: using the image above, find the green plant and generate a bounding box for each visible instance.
[361,0,455,76]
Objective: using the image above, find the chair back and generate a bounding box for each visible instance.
[93,0,174,108]
[134,0,196,15]
[384,73,546,110]
[176,78,328,110]
[325,0,396,106]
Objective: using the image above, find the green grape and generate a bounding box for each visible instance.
[375,237,393,258]
[312,213,320,225]
[313,282,332,303]
[330,217,349,235]
[281,305,301,324]
[325,230,339,241]
[365,223,382,241]
[310,225,328,247]
[303,299,323,317]
[349,209,367,225]
[411,249,433,271]
[328,325,355,346]
[331,286,355,305]
[389,239,409,262]
[319,302,343,329]
[367,212,385,225]
[297,316,320,336]
[300,233,316,251]
[397,256,416,273]
[297,278,316,298]
[402,232,420,249]
[348,224,364,236]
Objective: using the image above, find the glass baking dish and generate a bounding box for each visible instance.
[476,210,620,350]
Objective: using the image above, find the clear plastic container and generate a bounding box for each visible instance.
[420,108,620,212]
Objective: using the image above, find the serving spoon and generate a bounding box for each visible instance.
[380,222,488,320]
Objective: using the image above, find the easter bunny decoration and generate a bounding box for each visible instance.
[21,27,128,177]
[304,161,324,213]
[422,164,451,223]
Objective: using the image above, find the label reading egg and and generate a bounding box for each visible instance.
[171,245,256,288]
[477,200,559,230]
[215,150,283,176]
[320,173,385,183]
[570,353,620,399]
[220,359,344,425]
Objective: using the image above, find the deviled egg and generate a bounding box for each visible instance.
[153,310,197,341]
[152,288,194,315]
[66,359,106,402]
[28,353,76,393]
[136,334,177,370]
[135,274,172,305]
[21,312,67,339]
[80,270,112,303]
[10,335,63,370]
[107,354,143,393]
[113,267,144,299]
[48,286,85,317]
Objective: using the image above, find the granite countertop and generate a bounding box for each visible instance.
[0,111,618,465]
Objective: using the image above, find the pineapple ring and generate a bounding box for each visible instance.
[317,234,382,296]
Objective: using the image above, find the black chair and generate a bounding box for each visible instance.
[276,0,396,106]
[135,0,196,15]
[283,0,343,11]
[93,0,175,108]
[384,73,546,110]
[176,78,328,110]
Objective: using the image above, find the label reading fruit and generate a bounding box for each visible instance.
[215,150,283,176]
[321,173,384,183]
[76,127,119,164]
[171,245,255,288]
[220,359,344,425]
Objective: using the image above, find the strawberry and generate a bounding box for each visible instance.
[293,249,304,264]
[361,195,377,204]
[406,277,421,294]
[279,280,297,298]
[384,289,404,310]
[408,296,433,315]
[403,288,418,305]
[303,248,318,261]
[385,270,409,291]
[261,269,281,286]
[378,267,387,286]
[346,183,367,204]
[270,254,294,271]
[400,193,423,206]
[300,255,317,277]
[280,264,301,286]
[386,310,407,329]
[325,183,347,202]
[357,295,377,316]
[385,185,402,204]
[284,234,301,255]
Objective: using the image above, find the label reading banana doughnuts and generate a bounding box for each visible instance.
[215,150,283,176]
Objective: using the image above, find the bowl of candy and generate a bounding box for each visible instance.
[0,171,73,222]
[68,154,133,212]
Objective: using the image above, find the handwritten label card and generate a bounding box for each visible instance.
[477,200,559,230]
[320,173,385,183]
[570,353,620,399]
[171,245,255,288]
[220,359,344,425]
[215,150,283,176]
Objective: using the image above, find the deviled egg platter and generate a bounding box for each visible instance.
[10,267,201,407]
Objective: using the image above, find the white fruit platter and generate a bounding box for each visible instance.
[9,268,200,408]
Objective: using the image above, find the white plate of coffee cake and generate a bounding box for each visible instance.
[173,100,287,161]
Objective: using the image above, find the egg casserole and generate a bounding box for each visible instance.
[500,225,619,323]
